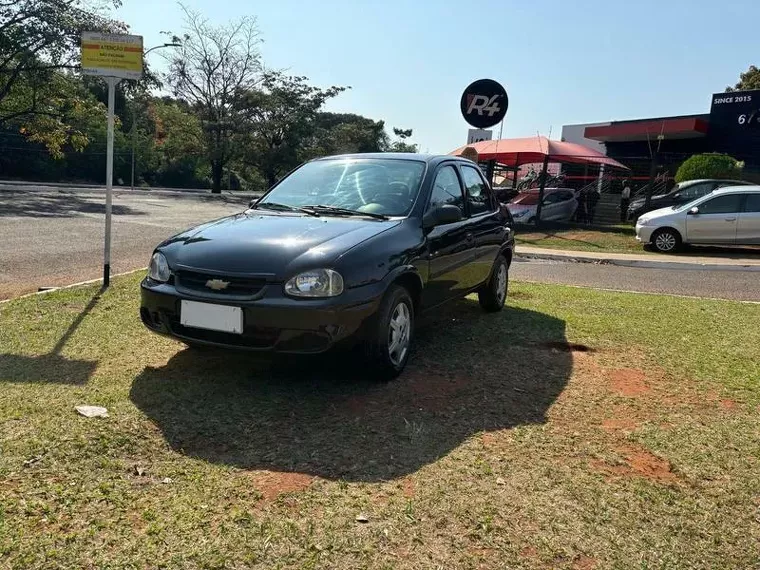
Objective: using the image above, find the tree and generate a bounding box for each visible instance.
[165,5,263,192]
[387,127,418,153]
[311,112,388,155]
[0,0,125,122]
[726,65,760,92]
[675,153,743,183]
[236,73,346,187]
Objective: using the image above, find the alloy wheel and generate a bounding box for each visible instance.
[388,301,411,366]
[496,263,507,304]
[655,231,676,252]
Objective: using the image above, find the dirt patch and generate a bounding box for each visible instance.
[509,291,533,300]
[720,399,738,410]
[609,368,650,397]
[520,546,538,559]
[401,477,415,498]
[250,471,313,502]
[573,554,598,570]
[542,341,594,353]
[600,418,639,431]
[593,445,677,483]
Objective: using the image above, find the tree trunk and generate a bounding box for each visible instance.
[211,160,223,193]
[266,171,277,189]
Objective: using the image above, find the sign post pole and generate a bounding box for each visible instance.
[103,76,119,287]
[81,31,143,288]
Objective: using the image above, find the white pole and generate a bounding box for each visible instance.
[104,76,119,287]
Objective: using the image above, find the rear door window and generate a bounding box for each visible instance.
[460,165,494,216]
[743,194,760,212]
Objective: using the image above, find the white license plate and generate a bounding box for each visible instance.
[180,300,243,334]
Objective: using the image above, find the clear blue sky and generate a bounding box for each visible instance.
[115,0,760,153]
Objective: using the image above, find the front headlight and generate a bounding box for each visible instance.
[285,269,344,298]
[637,216,651,226]
[148,252,171,282]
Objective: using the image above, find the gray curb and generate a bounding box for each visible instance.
[515,251,760,272]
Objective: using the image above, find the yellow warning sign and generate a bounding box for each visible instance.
[81,32,143,80]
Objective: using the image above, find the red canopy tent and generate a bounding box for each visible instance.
[450,137,629,225]
[450,136,629,170]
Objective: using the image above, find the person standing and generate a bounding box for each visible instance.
[620,179,632,222]
[587,189,600,224]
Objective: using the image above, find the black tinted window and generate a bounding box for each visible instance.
[698,194,743,214]
[428,165,464,214]
[460,165,492,215]
[744,194,760,212]
[678,183,714,201]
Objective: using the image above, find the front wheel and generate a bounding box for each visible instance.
[478,256,509,312]
[651,228,682,253]
[364,285,414,380]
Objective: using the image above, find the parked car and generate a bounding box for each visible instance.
[635,186,760,252]
[506,188,578,223]
[627,179,752,221]
[140,154,515,378]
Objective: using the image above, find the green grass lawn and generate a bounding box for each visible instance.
[1,274,759,569]
[515,223,645,254]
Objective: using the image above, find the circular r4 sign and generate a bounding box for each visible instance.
[460,79,508,129]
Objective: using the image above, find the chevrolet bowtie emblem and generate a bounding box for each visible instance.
[205,279,230,291]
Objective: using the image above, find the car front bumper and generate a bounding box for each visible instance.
[140,278,385,353]
[635,223,655,244]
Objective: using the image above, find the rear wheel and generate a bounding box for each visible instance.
[478,255,509,312]
[365,285,414,380]
[651,228,682,253]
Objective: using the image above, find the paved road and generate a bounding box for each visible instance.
[0,190,246,299]
[2,190,759,302]
[512,258,760,302]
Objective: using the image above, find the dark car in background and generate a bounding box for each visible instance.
[627,178,752,221]
[140,154,514,379]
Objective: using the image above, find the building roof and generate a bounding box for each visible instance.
[584,115,710,142]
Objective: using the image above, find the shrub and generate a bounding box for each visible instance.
[675,153,743,183]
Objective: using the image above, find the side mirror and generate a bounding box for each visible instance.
[688,206,699,215]
[423,204,462,228]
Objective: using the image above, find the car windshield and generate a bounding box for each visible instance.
[510,193,540,205]
[255,158,426,217]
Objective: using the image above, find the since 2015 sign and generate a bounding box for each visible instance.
[460,79,508,129]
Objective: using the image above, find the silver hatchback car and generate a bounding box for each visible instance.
[636,186,760,252]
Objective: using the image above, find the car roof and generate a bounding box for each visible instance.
[312,153,471,167]
[680,178,752,186]
[710,185,760,196]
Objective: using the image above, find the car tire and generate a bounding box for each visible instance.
[478,255,509,312]
[364,284,414,380]
[651,228,682,253]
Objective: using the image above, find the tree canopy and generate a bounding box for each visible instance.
[0,1,419,191]
[726,65,760,92]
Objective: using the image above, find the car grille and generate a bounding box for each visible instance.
[175,269,267,298]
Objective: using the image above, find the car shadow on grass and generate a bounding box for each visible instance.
[130,298,571,482]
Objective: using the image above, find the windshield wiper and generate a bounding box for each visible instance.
[252,201,320,217]
[301,204,389,220]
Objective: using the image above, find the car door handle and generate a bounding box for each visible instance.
[725,217,737,222]
[465,233,475,243]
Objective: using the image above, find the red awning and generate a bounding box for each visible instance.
[450,136,629,169]
[584,117,708,142]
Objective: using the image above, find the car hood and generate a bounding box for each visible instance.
[158,212,400,279]
[631,194,670,208]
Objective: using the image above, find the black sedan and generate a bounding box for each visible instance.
[627,178,752,221]
[140,154,514,378]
